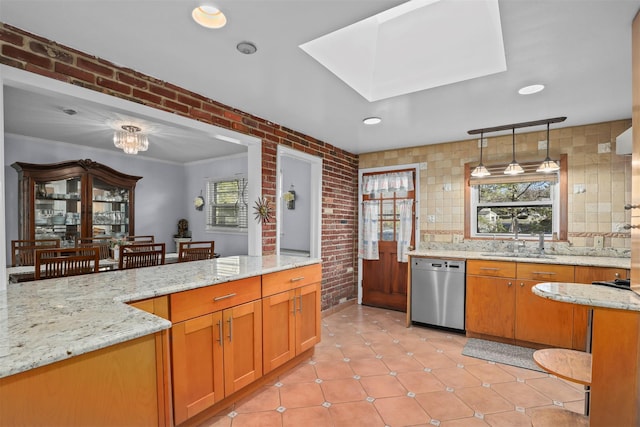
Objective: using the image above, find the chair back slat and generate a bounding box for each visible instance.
[76,237,111,260]
[119,243,165,269]
[178,241,215,262]
[11,239,60,267]
[127,235,155,244]
[34,247,100,279]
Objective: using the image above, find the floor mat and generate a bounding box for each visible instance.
[461,338,544,372]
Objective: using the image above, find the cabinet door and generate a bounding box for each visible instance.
[171,312,224,425]
[515,279,573,348]
[296,282,321,354]
[572,266,630,350]
[465,275,515,339]
[223,300,263,397]
[262,290,296,374]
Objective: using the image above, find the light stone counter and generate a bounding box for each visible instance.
[408,250,631,270]
[533,282,640,311]
[0,255,320,379]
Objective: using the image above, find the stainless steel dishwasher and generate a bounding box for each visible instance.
[411,258,466,331]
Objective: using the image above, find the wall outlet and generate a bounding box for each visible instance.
[598,142,611,153]
[594,236,604,249]
[453,235,463,244]
[428,215,436,223]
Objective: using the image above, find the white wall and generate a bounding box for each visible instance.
[183,154,249,256]
[280,156,311,252]
[4,133,251,261]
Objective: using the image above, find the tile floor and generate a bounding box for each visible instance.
[198,304,585,427]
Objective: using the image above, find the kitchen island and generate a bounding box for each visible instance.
[0,254,321,426]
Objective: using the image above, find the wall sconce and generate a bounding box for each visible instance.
[283,185,296,210]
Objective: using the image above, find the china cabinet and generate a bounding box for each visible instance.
[12,159,141,246]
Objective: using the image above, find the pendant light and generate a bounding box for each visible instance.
[504,128,524,175]
[470,132,490,177]
[536,122,560,172]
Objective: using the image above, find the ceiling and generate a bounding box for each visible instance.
[1,0,640,163]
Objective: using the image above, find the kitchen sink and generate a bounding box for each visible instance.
[481,252,555,259]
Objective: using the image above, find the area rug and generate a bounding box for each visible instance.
[461,338,544,372]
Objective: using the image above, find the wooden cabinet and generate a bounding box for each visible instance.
[466,260,576,348]
[170,277,262,425]
[11,159,141,244]
[262,264,321,373]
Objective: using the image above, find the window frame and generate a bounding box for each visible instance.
[464,154,568,241]
[205,176,248,233]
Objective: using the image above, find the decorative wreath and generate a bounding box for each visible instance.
[253,196,273,223]
[194,195,205,211]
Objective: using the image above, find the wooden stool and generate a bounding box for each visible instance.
[529,407,589,427]
[533,348,592,415]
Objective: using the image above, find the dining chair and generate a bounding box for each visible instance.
[127,235,155,244]
[11,239,60,267]
[119,243,165,269]
[76,237,111,260]
[178,241,216,262]
[34,246,100,279]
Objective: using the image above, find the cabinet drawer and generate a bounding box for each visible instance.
[467,260,516,278]
[262,264,322,297]
[170,276,261,322]
[517,263,574,282]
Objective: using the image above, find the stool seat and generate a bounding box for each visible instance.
[533,348,591,385]
[529,407,589,427]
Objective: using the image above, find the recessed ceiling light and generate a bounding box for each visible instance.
[518,84,545,95]
[363,117,382,125]
[192,5,227,29]
[236,41,257,55]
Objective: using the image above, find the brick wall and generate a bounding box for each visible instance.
[0,23,359,310]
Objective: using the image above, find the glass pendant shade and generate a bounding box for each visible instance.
[504,128,524,175]
[537,123,560,172]
[113,125,149,155]
[471,132,491,177]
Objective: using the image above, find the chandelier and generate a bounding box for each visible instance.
[113,125,148,155]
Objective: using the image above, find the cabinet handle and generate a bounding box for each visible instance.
[298,295,303,313]
[213,293,236,301]
[217,320,223,346]
[290,277,305,282]
[507,282,512,287]
[292,297,296,316]
[615,272,621,278]
[227,317,233,342]
[520,282,524,287]
[531,271,556,276]
[480,267,500,271]
[623,224,640,230]
[624,204,640,210]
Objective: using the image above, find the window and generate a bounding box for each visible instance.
[206,177,248,231]
[467,156,566,239]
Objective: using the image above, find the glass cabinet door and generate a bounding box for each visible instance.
[91,177,130,238]
[34,177,82,247]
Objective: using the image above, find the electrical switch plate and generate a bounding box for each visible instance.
[598,142,611,153]
[453,235,463,244]
[428,215,436,223]
[594,236,604,249]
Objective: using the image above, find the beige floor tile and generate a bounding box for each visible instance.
[278,362,318,384]
[279,382,324,409]
[439,415,489,426]
[229,411,282,427]
[432,366,483,389]
[312,345,345,361]
[381,354,425,372]
[483,410,534,427]
[196,414,232,427]
[371,342,412,358]
[414,390,474,421]
[281,406,333,427]
[526,376,586,402]
[359,374,407,398]
[339,343,378,359]
[374,396,430,427]
[491,382,551,408]
[412,350,458,370]
[320,378,367,403]
[497,363,549,380]
[234,386,280,413]
[329,401,386,427]
[349,357,389,376]
[464,362,516,384]
[396,371,446,394]
[313,359,355,380]
[453,386,514,414]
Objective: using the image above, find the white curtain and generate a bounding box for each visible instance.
[362,171,414,196]
[397,199,414,263]
[360,201,379,260]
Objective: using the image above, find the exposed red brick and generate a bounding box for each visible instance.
[190,108,212,122]
[0,28,24,45]
[25,64,67,82]
[149,83,176,100]
[177,94,202,109]
[232,122,250,133]
[211,116,232,128]
[97,76,131,95]
[163,99,189,114]
[224,111,243,122]
[2,45,51,69]
[117,72,148,89]
[132,88,162,105]
[0,56,24,69]
[203,103,223,116]
[77,57,113,77]
[29,41,73,63]
[55,62,94,83]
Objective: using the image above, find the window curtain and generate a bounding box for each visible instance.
[397,199,414,263]
[362,171,414,196]
[360,201,380,260]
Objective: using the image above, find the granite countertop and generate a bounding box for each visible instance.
[0,255,320,379]
[408,250,631,270]
[533,282,640,312]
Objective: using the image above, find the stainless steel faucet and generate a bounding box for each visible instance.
[538,233,545,254]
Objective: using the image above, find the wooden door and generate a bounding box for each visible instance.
[262,290,296,373]
[171,312,224,425]
[222,300,262,396]
[362,170,415,311]
[296,282,321,354]
[515,279,573,348]
[465,275,515,339]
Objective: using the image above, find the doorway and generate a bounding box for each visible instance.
[276,146,322,259]
[359,165,419,312]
